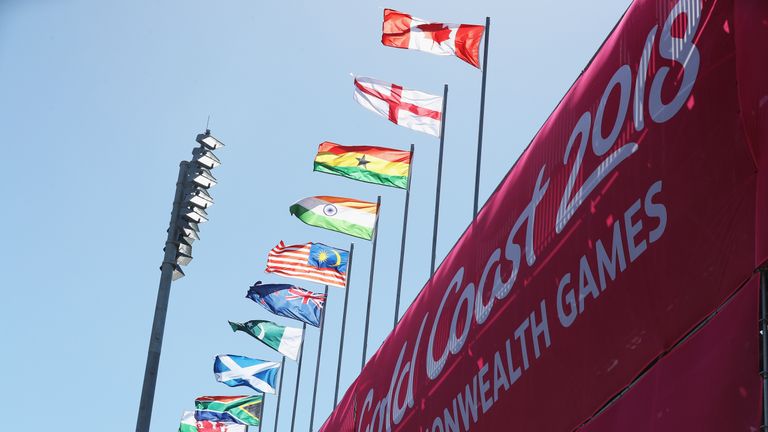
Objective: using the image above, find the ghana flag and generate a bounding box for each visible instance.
[194,395,263,426]
[314,141,411,189]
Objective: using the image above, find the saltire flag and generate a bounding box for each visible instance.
[229,320,304,361]
[247,281,325,327]
[382,9,485,68]
[194,395,263,426]
[266,241,349,288]
[353,76,443,137]
[179,411,246,432]
[213,354,280,394]
[314,141,411,189]
[290,196,378,240]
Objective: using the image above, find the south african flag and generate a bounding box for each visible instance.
[194,395,263,426]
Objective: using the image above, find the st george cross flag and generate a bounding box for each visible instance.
[213,354,280,394]
[195,395,263,426]
[229,320,304,361]
[179,411,246,432]
[290,196,378,240]
[382,9,485,68]
[353,76,443,137]
[247,281,325,327]
[266,241,349,288]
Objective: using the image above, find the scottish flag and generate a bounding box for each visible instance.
[213,355,280,394]
[247,281,325,327]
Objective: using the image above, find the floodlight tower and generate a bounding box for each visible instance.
[135,130,225,432]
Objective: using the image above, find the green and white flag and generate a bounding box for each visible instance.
[179,411,198,432]
[229,320,304,361]
[289,195,378,240]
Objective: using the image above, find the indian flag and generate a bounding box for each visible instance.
[314,142,411,189]
[289,195,378,240]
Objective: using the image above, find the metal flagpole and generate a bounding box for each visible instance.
[430,85,449,276]
[760,268,768,430]
[272,356,286,432]
[135,161,188,432]
[472,17,491,219]
[334,243,355,406]
[290,323,308,432]
[361,196,382,368]
[393,145,415,327]
[258,398,265,432]
[308,285,329,432]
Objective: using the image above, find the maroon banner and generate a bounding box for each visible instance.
[576,278,760,431]
[321,0,766,430]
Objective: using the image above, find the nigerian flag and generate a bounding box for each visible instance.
[179,411,198,432]
[229,320,304,361]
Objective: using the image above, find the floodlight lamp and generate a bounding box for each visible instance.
[192,147,221,169]
[175,244,193,266]
[183,206,209,223]
[186,167,217,188]
[171,264,186,280]
[177,220,200,239]
[196,130,225,150]
[177,234,196,246]
[184,188,214,209]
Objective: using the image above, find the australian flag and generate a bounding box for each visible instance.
[247,281,325,327]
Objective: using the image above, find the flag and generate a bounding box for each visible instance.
[265,241,349,288]
[290,196,378,240]
[194,395,263,426]
[314,142,411,189]
[179,411,246,432]
[229,320,304,361]
[247,281,325,327]
[354,76,443,137]
[213,354,280,394]
[382,9,485,68]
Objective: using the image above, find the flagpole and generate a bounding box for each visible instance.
[393,144,414,327]
[308,285,329,432]
[430,85,449,276]
[258,398,265,432]
[473,17,491,219]
[290,323,308,432]
[334,243,355,407]
[272,356,286,432]
[361,196,382,368]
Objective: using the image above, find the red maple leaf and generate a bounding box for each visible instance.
[416,23,451,45]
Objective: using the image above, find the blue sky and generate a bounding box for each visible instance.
[1,1,630,430]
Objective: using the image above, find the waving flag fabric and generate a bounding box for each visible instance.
[314,142,412,189]
[179,411,246,432]
[382,9,485,68]
[290,196,378,240]
[266,241,349,288]
[229,320,304,361]
[213,354,280,394]
[354,76,443,137]
[194,395,263,426]
[247,281,325,327]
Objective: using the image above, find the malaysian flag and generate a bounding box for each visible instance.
[265,241,349,288]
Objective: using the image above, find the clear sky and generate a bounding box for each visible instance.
[1,1,631,431]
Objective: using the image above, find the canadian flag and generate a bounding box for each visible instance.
[382,9,485,68]
[353,76,443,137]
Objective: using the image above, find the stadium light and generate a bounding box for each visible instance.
[135,130,225,432]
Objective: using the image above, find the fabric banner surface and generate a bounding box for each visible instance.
[320,0,767,430]
[576,278,760,431]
